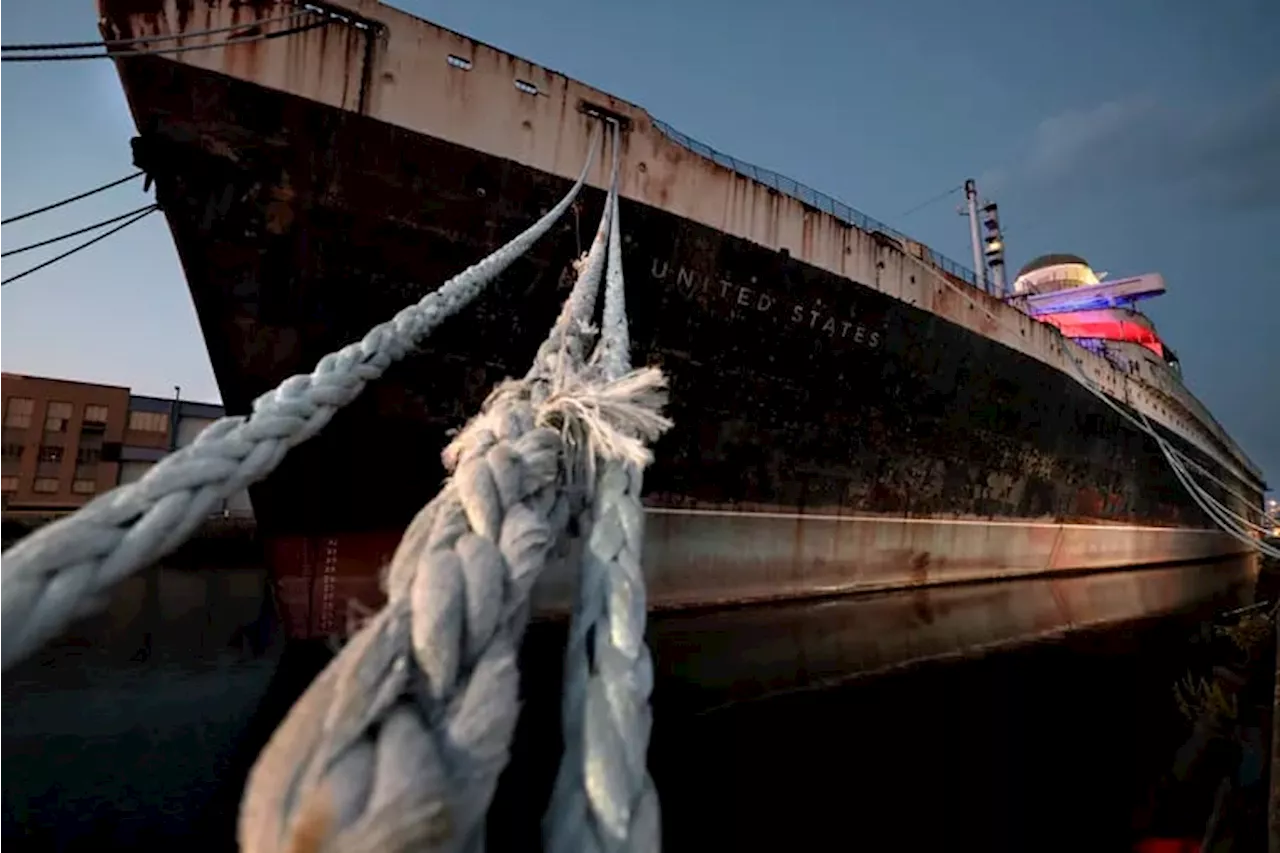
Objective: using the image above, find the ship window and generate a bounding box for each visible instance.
[514,79,539,96]
[446,54,472,70]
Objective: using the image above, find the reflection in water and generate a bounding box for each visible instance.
[653,628,1205,852]
[505,611,1234,853]
[0,556,1252,851]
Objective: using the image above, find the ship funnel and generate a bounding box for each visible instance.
[981,201,1007,296]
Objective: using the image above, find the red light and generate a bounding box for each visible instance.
[1037,310,1166,358]
[1133,839,1199,853]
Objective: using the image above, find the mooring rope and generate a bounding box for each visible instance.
[1,116,670,850]
[912,250,1273,557]
[0,125,605,672]
[238,120,670,852]
[544,144,662,852]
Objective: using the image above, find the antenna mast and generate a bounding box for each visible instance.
[964,179,987,292]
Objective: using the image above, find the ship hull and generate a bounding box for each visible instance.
[115,55,1262,651]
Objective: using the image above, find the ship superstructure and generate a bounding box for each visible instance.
[95,0,1265,667]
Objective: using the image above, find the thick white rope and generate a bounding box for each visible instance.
[545,169,663,851]
[0,124,603,672]
[239,122,673,852]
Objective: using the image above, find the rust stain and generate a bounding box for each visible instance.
[264,179,296,235]
[907,551,936,625]
[173,0,193,33]
[1074,487,1103,516]
[101,0,167,15]
[112,31,1262,650]
[227,25,262,82]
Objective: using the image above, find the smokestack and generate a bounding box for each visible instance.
[981,201,1007,296]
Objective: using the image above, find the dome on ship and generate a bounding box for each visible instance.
[1016,253,1091,278]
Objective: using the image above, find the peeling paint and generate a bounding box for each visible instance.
[113,56,1264,537]
[96,1,1268,646]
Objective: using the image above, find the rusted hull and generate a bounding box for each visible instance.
[270,527,1256,706]
[269,515,1254,640]
[109,54,1264,649]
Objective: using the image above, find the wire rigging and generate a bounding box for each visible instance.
[0,9,313,52]
[1061,349,1278,558]
[910,252,1274,555]
[897,184,963,219]
[1,172,143,225]
[1,17,332,63]
[1,205,159,287]
[2,204,158,258]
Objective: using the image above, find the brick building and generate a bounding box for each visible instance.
[1,372,252,519]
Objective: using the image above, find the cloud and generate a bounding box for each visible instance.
[992,79,1280,211]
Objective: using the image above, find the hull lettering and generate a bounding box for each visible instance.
[646,256,885,350]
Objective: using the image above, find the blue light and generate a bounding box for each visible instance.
[1020,290,1161,317]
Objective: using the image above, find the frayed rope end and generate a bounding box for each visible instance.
[537,365,673,470]
[438,366,672,481]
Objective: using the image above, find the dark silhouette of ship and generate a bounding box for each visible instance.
[99,0,1266,662]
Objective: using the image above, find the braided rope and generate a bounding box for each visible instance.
[0,124,603,672]
[526,154,614,402]
[545,170,664,851]
[239,406,568,853]
[239,121,672,852]
[587,172,632,385]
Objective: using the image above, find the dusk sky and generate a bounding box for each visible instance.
[2,0,1277,484]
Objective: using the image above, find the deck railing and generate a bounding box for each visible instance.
[651,118,980,287]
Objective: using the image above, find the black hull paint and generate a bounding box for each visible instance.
[120,57,1261,541]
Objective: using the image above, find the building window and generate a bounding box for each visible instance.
[76,445,102,464]
[32,477,58,493]
[1,443,21,461]
[127,411,169,433]
[37,445,64,464]
[4,397,34,429]
[1,476,17,492]
[45,401,73,433]
[72,479,97,495]
[83,404,109,425]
